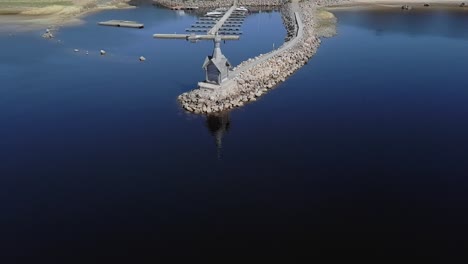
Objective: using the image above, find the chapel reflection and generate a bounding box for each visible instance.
[205,112,231,159]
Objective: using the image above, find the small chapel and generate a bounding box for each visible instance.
[202,36,232,85]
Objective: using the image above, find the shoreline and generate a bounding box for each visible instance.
[1,0,466,32]
[0,1,135,32]
[0,0,468,33]
[327,0,468,10]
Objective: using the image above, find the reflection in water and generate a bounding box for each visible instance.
[205,112,231,159]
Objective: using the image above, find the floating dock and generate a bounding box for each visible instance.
[157,1,245,38]
[169,6,199,10]
[218,31,243,35]
[191,24,241,28]
[199,17,244,21]
[196,20,243,25]
[191,24,215,28]
[186,28,208,32]
[98,20,144,29]
[186,28,243,35]
[182,3,247,36]
[219,27,242,31]
[154,34,240,41]
[208,5,237,35]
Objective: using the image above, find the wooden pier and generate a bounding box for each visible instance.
[208,4,238,35]
[98,20,144,29]
[153,1,246,89]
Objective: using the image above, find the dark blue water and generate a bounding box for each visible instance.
[1,6,468,261]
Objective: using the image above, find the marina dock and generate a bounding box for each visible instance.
[208,5,238,35]
[154,34,240,41]
[98,20,144,29]
[169,6,199,10]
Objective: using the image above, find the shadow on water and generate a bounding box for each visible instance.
[334,9,468,40]
[205,112,231,159]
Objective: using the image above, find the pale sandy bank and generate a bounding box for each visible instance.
[0,0,134,31]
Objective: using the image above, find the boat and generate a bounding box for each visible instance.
[235,6,249,12]
[205,11,224,17]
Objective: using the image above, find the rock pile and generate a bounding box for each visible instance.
[41,28,54,39]
[401,5,412,10]
[280,4,296,42]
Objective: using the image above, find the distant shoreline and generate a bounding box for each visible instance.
[0,1,134,32]
[0,0,467,32]
[328,0,468,11]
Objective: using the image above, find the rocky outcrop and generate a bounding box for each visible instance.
[41,28,55,39]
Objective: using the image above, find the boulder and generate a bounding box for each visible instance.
[42,32,54,39]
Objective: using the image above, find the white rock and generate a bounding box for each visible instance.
[139,56,146,62]
[100,50,106,55]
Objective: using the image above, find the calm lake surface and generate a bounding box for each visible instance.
[1,5,467,261]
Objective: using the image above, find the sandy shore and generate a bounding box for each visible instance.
[1,0,466,32]
[0,0,134,32]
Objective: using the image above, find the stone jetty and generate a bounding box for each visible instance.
[177,0,339,114]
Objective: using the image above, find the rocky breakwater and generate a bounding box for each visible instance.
[178,2,337,114]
